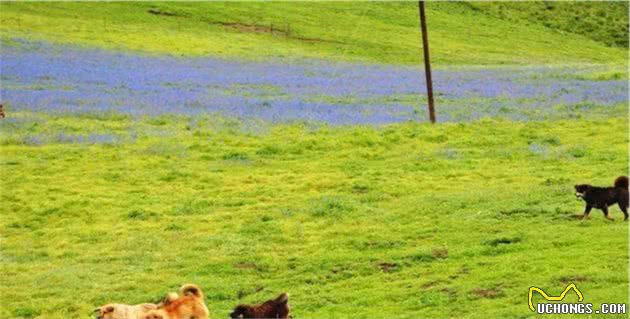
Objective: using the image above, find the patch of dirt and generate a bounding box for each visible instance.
[211,21,343,44]
[484,236,522,247]
[147,8,184,17]
[216,22,285,35]
[469,287,505,299]
[557,275,589,284]
[432,247,449,259]
[377,262,398,273]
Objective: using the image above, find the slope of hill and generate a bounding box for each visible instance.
[0,2,627,65]
[467,2,629,48]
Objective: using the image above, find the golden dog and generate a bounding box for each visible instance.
[141,284,209,319]
[94,303,157,319]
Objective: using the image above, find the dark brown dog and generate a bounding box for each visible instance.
[0,104,5,118]
[575,176,628,221]
[229,293,290,319]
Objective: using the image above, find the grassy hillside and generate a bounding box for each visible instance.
[0,2,627,65]
[468,2,629,48]
[1,112,628,318]
[1,2,628,318]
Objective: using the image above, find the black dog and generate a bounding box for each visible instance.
[575,176,628,221]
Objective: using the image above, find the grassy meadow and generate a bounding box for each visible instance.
[0,2,627,66]
[0,2,629,319]
[1,112,628,318]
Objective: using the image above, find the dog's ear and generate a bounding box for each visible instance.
[276,292,289,304]
[104,306,115,313]
[163,292,178,305]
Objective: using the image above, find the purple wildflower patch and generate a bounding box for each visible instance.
[1,40,627,124]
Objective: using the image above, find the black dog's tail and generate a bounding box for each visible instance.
[614,176,628,189]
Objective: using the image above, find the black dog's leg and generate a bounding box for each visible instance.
[582,205,592,219]
[618,202,628,221]
[602,206,614,221]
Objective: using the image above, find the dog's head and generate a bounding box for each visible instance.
[273,293,290,317]
[229,305,250,318]
[93,305,116,319]
[574,184,590,199]
[156,292,178,308]
[274,292,289,304]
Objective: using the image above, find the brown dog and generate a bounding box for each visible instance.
[229,293,291,319]
[94,303,157,319]
[141,284,209,319]
[0,104,5,118]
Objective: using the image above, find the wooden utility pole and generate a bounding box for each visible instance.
[418,1,436,123]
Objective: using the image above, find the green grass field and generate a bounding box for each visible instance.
[1,2,629,319]
[467,2,629,48]
[1,112,628,318]
[0,2,627,65]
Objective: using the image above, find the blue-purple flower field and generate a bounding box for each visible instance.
[2,40,628,124]
[0,2,628,319]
